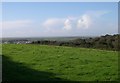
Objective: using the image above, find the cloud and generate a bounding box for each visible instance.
[43,17,75,31]
[1,20,33,29]
[86,10,110,18]
[1,20,34,37]
[42,12,99,31]
[63,19,72,30]
[77,14,92,29]
[76,10,109,29]
[2,10,114,37]
[42,18,65,29]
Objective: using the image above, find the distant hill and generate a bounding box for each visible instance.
[32,34,120,51]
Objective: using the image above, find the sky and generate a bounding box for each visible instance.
[1,2,118,37]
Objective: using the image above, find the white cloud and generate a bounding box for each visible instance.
[2,10,114,37]
[42,18,65,29]
[86,10,110,18]
[1,20,33,29]
[77,14,92,29]
[43,17,75,31]
[1,20,34,37]
[63,19,72,30]
[76,11,109,29]
[0,11,113,36]
[42,13,98,31]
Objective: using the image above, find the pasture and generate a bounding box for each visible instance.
[2,44,118,81]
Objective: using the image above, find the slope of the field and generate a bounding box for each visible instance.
[2,44,118,81]
[0,44,2,82]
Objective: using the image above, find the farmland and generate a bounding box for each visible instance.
[2,44,118,82]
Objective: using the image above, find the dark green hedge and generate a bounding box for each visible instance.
[31,34,120,51]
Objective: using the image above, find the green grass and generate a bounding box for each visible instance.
[2,44,118,81]
[0,44,2,82]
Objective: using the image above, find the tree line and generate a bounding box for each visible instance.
[31,34,120,51]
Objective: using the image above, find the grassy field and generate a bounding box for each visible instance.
[0,44,2,82]
[2,44,118,82]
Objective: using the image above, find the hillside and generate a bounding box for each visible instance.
[2,44,118,82]
[32,34,120,51]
